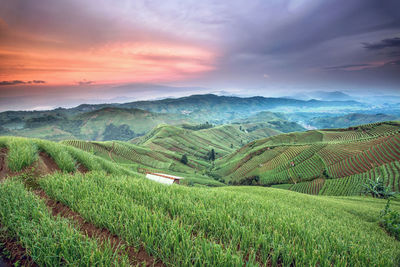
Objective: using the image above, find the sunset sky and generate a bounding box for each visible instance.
[0,0,400,110]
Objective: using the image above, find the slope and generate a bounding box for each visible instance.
[214,121,400,195]
[133,124,282,160]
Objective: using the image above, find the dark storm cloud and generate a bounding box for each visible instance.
[0,80,26,86]
[0,80,46,86]
[324,64,373,71]
[363,37,400,50]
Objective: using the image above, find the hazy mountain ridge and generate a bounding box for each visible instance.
[0,93,391,142]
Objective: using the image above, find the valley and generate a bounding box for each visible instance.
[0,94,400,266]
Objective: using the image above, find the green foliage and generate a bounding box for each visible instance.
[36,139,76,172]
[181,122,213,130]
[38,172,400,266]
[64,145,103,171]
[380,209,400,240]
[0,179,129,266]
[6,138,38,172]
[180,154,188,165]
[363,177,396,199]
[103,123,136,141]
[207,148,216,161]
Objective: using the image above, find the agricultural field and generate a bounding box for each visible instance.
[1,122,400,266]
[132,124,282,160]
[213,121,400,196]
[1,168,400,266]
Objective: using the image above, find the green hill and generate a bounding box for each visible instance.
[2,107,193,141]
[233,111,306,133]
[309,113,399,129]
[132,123,282,160]
[213,121,400,195]
[0,94,368,142]
[0,133,400,266]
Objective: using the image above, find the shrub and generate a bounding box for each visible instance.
[363,177,395,199]
[380,209,400,241]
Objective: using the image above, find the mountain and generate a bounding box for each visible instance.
[0,94,366,141]
[310,91,353,101]
[1,107,193,141]
[285,91,353,101]
[232,111,306,132]
[309,113,399,129]
[117,94,364,123]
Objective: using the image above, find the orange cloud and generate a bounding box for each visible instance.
[0,40,216,85]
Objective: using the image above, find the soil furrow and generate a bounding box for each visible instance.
[0,224,37,267]
[34,189,164,267]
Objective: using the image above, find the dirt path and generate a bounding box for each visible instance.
[0,150,163,266]
[0,224,37,267]
[0,149,9,181]
[34,189,164,267]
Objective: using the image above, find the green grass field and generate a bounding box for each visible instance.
[1,122,400,266]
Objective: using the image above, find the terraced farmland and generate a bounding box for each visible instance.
[214,121,400,195]
[133,124,281,159]
[62,139,204,173]
[1,125,400,266]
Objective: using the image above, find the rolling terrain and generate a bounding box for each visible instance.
[308,113,399,129]
[0,94,371,142]
[0,135,399,266]
[214,121,400,196]
[132,124,282,159]
[0,107,193,141]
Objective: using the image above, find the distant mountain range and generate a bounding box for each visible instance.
[0,93,378,141]
[309,113,399,129]
[285,91,354,101]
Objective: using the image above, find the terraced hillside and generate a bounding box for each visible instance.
[132,124,281,159]
[61,139,223,187]
[1,135,400,266]
[214,121,400,195]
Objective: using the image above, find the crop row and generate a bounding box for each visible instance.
[289,178,325,195]
[38,171,400,266]
[320,160,400,195]
[261,154,325,185]
[0,179,128,266]
[326,134,400,178]
[0,137,133,175]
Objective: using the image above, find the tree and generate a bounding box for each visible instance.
[363,177,395,199]
[208,148,216,162]
[230,144,234,149]
[180,154,188,165]
[103,123,136,141]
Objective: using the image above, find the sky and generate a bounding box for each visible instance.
[0,0,400,110]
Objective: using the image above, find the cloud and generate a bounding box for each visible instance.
[0,80,46,86]
[324,64,373,71]
[363,37,400,50]
[77,80,95,86]
[0,80,26,86]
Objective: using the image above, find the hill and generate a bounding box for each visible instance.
[1,107,193,141]
[0,94,364,141]
[0,134,399,266]
[232,111,306,132]
[116,94,364,123]
[132,124,282,160]
[309,113,399,129]
[213,121,400,195]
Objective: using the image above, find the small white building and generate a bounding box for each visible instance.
[145,172,184,185]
